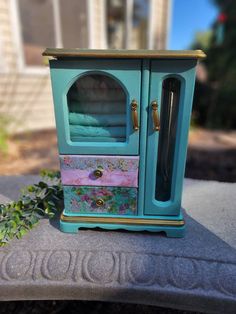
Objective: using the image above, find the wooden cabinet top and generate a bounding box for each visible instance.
[42,48,206,60]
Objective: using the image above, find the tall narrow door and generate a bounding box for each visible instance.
[144,59,197,215]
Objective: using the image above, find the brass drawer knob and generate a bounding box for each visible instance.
[93,169,103,178]
[95,198,104,207]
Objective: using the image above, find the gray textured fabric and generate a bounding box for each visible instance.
[0,177,236,314]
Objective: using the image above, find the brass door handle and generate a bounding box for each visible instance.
[151,100,160,131]
[131,99,139,131]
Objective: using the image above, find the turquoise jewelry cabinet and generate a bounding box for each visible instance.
[43,49,206,237]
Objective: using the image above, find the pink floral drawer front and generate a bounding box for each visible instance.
[64,186,137,215]
[60,155,139,187]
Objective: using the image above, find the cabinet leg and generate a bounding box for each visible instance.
[164,226,185,238]
[60,221,79,233]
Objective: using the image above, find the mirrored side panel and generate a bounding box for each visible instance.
[144,59,197,215]
[155,78,181,201]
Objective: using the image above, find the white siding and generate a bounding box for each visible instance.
[0,0,55,133]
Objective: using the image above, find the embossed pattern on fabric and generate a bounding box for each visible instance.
[0,250,236,299]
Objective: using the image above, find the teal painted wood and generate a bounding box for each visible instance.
[60,219,185,238]
[46,52,201,236]
[137,59,150,216]
[49,59,141,155]
[63,185,137,215]
[144,59,197,215]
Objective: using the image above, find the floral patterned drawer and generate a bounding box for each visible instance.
[64,186,137,215]
[60,155,139,187]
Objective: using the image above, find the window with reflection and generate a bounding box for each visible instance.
[67,74,127,143]
[155,78,181,201]
[18,0,55,66]
[107,0,126,48]
[59,0,88,48]
[132,0,149,49]
[107,0,149,49]
[18,0,88,66]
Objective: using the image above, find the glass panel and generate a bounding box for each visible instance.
[155,78,181,201]
[67,74,127,143]
[107,0,126,49]
[18,0,55,66]
[59,0,88,48]
[132,0,149,49]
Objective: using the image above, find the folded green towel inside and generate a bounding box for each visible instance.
[70,136,125,143]
[68,101,126,114]
[69,90,125,102]
[69,113,126,126]
[70,125,126,138]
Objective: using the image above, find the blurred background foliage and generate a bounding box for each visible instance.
[192,0,236,129]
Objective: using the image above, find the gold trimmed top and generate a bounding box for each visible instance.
[42,48,206,60]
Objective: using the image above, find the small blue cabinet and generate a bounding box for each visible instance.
[43,49,206,237]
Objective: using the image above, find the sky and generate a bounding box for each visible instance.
[169,0,219,49]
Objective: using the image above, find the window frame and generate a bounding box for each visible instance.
[106,0,156,49]
[10,0,89,74]
[9,0,158,73]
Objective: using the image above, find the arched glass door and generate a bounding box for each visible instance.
[50,59,141,155]
[67,73,127,143]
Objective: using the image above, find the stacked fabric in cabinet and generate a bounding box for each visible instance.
[67,74,127,142]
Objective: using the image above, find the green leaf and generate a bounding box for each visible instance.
[27,185,36,192]
[37,181,48,189]
[47,200,55,207]
[0,170,63,246]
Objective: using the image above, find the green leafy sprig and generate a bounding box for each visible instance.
[0,170,63,247]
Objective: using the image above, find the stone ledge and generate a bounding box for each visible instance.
[0,177,236,314]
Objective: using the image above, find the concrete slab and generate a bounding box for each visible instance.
[0,177,236,313]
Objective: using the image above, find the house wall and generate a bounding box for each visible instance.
[0,0,54,133]
[0,0,170,134]
[153,0,171,49]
